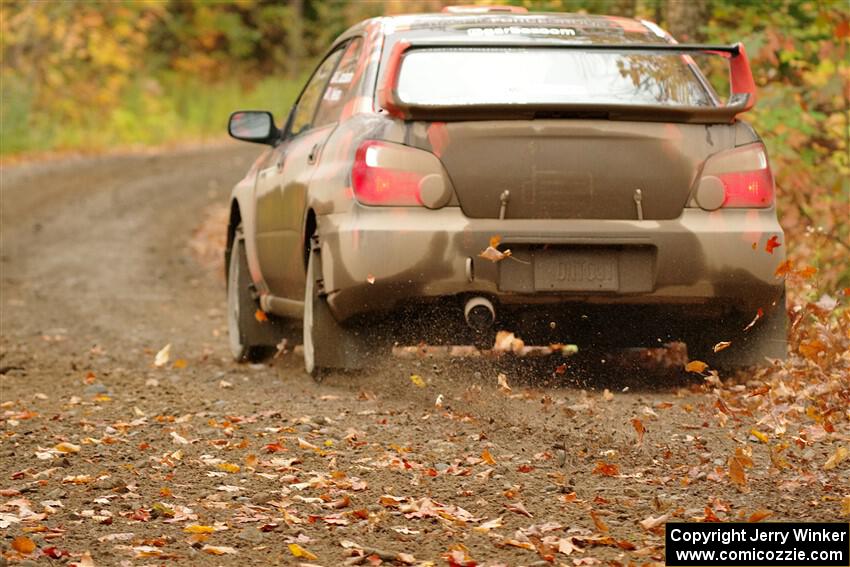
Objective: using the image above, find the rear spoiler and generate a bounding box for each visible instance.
[377,41,756,124]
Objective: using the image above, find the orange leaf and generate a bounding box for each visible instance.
[631,418,645,445]
[729,447,753,490]
[254,309,268,322]
[765,235,781,254]
[489,235,502,248]
[245,454,258,468]
[798,265,817,278]
[288,543,317,560]
[172,358,187,369]
[774,260,793,277]
[799,340,826,360]
[217,462,240,473]
[593,462,619,476]
[184,524,215,534]
[12,536,36,554]
[481,448,496,465]
[685,360,708,373]
[748,509,772,522]
[590,510,609,533]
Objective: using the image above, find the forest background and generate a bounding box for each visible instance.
[1,0,847,292]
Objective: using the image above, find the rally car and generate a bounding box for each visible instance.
[225,6,786,376]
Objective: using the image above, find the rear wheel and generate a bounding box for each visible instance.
[227,226,275,363]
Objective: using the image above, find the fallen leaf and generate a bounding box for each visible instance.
[409,374,426,388]
[474,516,504,532]
[765,235,781,253]
[824,447,848,470]
[479,245,509,263]
[170,431,189,445]
[774,260,793,277]
[841,495,850,517]
[748,509,772,522]
[12,536,36,554]
[685,360,708,373]
[288,543,318,560]
[503,538,535,551]
[254,309,268,322]
[743,308,764,331]
[217,462,240,473]
[55,442,81,454]
[593,462,619,476]
[72,551,95,567]
[712,341,732,353]
[481,448,496,465]
[631,418,645,445]
[154,343,171,367]
[184,524,215,534]
[590,510,609,533]
[173,359,187,369]
[798,265,817,278]
[799,340,826,360]
[497,372,511,393]
[202,545,237,555]
[639,513,670,530]
[750,429,769,443]
[729,447,753,490]
[505,501,533,518]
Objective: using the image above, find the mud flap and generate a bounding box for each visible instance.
[691,291,788,369]
[307,237,380,371]
[230,234,284,360]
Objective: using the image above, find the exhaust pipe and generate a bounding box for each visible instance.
[464,296,495,331]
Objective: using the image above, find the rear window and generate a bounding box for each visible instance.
[395,48,714,107]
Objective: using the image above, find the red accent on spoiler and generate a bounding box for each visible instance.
[377,40,409,119]
[705,42,756,110]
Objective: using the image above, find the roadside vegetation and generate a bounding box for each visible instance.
[0,1,847,564]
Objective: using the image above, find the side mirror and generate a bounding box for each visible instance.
[228,111,279,145]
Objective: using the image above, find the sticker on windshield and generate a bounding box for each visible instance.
[466,26,576,37]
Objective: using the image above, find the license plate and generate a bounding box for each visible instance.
[534,251,619,291]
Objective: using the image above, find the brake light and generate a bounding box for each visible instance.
[692,143,774,210]
[351,140,452,208]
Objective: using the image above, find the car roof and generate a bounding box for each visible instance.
[370,11,669,44]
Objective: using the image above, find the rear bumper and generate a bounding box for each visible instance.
[317,205,785,322]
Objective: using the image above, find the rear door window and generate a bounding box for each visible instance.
[313,38,364,128]
[395,48,714,107]
[290,49,344,136]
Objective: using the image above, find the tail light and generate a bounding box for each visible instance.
[692,142,774,210]
[351,140,452,208]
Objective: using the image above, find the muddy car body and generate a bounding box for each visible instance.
[225,8,787,375]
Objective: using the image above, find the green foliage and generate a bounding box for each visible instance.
[705,0,849,290]
[1,1,847,291]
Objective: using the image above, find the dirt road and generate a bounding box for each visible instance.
[1,144,845,566]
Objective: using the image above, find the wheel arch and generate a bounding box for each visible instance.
[225,199,242,283]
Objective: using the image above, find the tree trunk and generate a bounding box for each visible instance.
[663,0,711,42]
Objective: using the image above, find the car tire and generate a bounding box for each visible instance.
[304,235,384,378]
[227,226,275,363]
